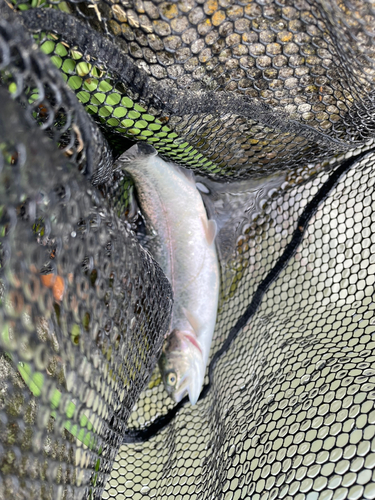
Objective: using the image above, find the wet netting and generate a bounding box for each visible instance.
[0,0,375,498]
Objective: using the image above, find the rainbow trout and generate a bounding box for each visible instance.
[117,143,220,405]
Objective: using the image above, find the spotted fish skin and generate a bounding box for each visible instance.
[117,143,220,405]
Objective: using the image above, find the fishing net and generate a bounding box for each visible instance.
[0,0,375,499]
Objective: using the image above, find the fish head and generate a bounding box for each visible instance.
[159,328,205,405]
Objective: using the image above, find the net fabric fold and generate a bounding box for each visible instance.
[0,2,113,184]
[1,0,375,499]
[0,23,172,498]
[15,1,375,180]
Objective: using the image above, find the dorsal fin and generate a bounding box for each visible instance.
[173,164,196,184]
[196,173,286,265]
[201,217,217,246]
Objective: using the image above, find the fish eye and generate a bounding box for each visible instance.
[166,371,177,386]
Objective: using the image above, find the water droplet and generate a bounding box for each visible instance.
[196,182,210,194]
[265,394,275,404]
[316,360,326,371]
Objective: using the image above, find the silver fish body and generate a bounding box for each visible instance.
[117,143,220,405]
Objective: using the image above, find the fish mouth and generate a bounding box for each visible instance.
[169,334,203,403]
[172,373,191,403]
[173,388,188,403]
[162,331,204,404]
[171,356,205,405]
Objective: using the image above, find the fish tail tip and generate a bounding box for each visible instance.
[117,143,158,164]
[137,142,158,157]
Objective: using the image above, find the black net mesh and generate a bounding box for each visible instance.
[1,0,375,499]
[0,10,172,498]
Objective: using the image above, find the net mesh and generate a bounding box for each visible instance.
[0,0,375,499]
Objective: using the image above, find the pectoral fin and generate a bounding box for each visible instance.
[201,217,217,246]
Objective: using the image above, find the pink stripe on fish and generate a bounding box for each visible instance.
[184,332,202,354]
